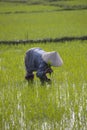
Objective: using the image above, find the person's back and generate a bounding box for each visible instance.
[25,48,46,71]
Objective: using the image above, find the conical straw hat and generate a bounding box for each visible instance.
[42,51,63,67]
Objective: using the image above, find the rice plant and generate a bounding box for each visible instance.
[0,41,87,130]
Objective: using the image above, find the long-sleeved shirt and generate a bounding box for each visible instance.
[25,48,50,78]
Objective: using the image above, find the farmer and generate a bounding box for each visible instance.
[25,47,63,84]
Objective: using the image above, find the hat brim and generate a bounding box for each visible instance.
[42,51,63,67]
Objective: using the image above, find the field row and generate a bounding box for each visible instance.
[0,9,87,41]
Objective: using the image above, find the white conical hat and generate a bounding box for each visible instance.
[42,51,63,67]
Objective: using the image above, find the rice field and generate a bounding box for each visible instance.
[0,1,87,130]
[0,41,87,130]
[0,2,87,41]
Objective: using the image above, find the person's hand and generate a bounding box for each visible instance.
[45,68,53,74]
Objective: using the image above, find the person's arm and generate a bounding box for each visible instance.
[36,62,53,78]
[44,68,53,75]
[36,63,46,78]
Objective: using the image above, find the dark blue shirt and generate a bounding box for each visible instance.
[25,48,49,78]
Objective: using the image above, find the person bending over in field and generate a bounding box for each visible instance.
[25,47,63,84]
